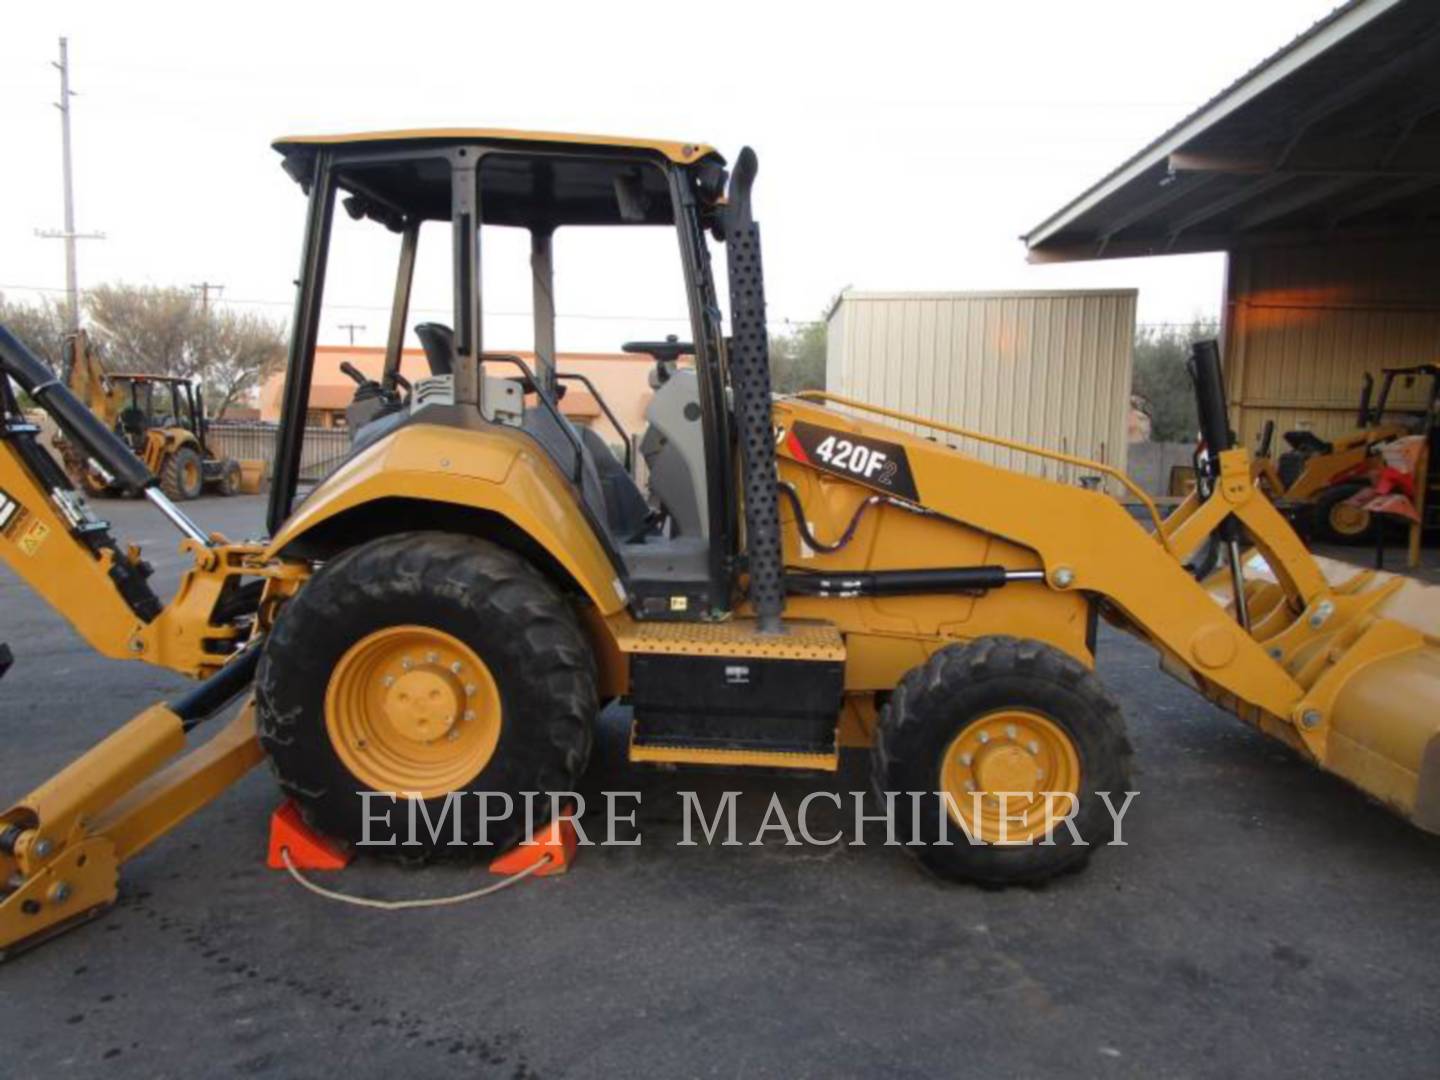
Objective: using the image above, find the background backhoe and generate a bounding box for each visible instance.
[1253,362,1440,543]
[1,128,1438,961]
[55,328,243,501]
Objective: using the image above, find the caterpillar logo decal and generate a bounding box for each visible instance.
[783,421,919,501]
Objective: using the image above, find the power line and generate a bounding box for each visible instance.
[337,322,366,345]
[33,37,104,332]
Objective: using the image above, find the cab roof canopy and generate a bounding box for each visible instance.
[273,128,722,229]
[1024,0,1440,262]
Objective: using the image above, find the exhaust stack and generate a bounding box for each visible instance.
[723,148,785,634]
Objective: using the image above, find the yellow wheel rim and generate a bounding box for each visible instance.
[1329,499,1369,537]
[325,625,502,799]
[183,459,200,489]
[940,709,1081,843]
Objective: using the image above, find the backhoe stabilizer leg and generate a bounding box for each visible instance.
[0,692,263,961]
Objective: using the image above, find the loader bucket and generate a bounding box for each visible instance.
[1221,554,1440,833]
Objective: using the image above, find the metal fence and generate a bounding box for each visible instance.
[207,422,351,482]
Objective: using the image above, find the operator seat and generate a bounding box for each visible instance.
[414,323,455,376]
[117,407,148,450]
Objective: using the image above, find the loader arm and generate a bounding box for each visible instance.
[780,342,1440,834]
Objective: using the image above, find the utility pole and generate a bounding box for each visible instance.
[191,282,224,398]
[191,281,224,318]
[338,322,366,345]
[35,37,105,333]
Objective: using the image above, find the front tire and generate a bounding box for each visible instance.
[873,636,1132,886]
[161,444,204,501]
[256,532,597,859]
[216,458,242,497]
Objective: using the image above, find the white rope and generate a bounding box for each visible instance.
[279,847,552,910]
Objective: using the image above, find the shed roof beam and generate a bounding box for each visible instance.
[1272,30,1440,170]
[1171,136,1440,178]
[1326,175,1440,226]
[1092,173,1215,254]
[1164,174,1292,238]
[1233,175,1369,230]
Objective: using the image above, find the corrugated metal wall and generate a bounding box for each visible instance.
[1223,237,1440,447]
[825,290,1136,485]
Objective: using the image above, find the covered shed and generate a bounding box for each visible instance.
[1024,0,1440,452]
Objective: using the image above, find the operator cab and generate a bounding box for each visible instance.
[270,130,739,617]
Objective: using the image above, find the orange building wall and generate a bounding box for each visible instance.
[259,345,659,446]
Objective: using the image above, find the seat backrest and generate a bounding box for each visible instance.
[579,426,651,541]
[118,406,147,437]
[413,323,455,376]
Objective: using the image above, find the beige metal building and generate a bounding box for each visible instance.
[825,289,1137,484]
[1024,0,1440,453]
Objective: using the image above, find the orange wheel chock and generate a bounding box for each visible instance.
[266,800,353,871]
[489,811,579,877]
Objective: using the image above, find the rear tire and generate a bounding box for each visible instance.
[160,445,204,501]
[873,636,1132,886]
[1311,481,1373,544]
[256,532,596,860]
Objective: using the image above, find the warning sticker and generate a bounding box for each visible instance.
[17,519,49,557]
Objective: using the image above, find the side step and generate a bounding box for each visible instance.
[611,616,846,770]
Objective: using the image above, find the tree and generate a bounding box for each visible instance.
[84,285,199,378]
[1131,318,1218,442]
[0,292,69,372]
[1,285,286,417]
[768,317,827,394]
[74,284,284,415]
[202,308,287,417]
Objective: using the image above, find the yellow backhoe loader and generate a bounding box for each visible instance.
[55,329,243,501]
[2,129,1438,960]
[1252,363,1440,543]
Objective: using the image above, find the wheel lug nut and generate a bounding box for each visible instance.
[465,684,476,697]
[964,780,976,792]
[382,675,395,688]
[978,731,990,744]
[401,658,413,671]
[426,651,438,663]
[960,753,972,766]
[451,661,463,674]
[447,729,460,742]
[1028,741,1040,755]
[463,710,475,722]
[1005,725,1017,740]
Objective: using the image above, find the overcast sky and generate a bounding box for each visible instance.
[2,0,1339,353]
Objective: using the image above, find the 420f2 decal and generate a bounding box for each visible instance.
[783,421,919,502]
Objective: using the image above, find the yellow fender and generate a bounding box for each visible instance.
[264,422,628,615]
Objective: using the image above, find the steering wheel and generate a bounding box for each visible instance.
[623,335,693,386]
